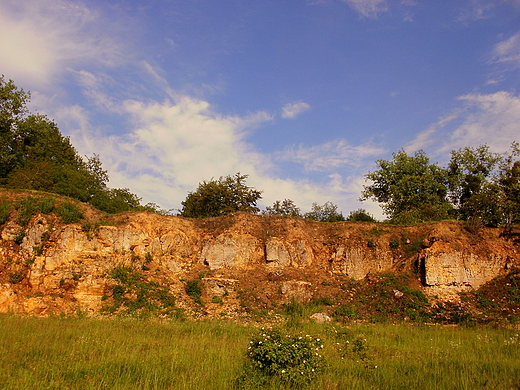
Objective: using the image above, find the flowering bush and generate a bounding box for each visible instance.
[241,327,324,386]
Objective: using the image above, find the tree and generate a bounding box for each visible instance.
[0,75,30,178]
[180,173,262,218]
[361,149,452,224]
[304,201,345,222]
[497,143,520,226]
[347,208,376,223]
[447,145,503,225]
[0,76,154,215]
[263,199,301,217]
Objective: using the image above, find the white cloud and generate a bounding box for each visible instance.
[0,0,126,87]
[278,139,385,171]
[492,30,520,70]
[406,91,520,159]
[281,101,311,119]
[457,1,494,22]
[52,88,377,216]
[342,0,388,18]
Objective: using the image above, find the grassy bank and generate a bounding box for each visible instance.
[0,315,519,389]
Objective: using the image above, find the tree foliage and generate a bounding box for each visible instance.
[304,201,345,222]
[180,173,262,218]
[263,199,301,217]
[361,150,452,224]
[362,145,520,226]
[347,208,376,223]
[0,76,151,214]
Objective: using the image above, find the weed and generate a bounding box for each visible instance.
[56,202,83,224]
[81,221,100,240]
[367,238,376,248]
[39,197,55,214]
[334,305,358,321]
[9,270,25,284]
[389,240,400,249]
[212,296,223,304]
[14,228,25,245]
[185,279,203,305]
[144,252,153,264]
[16,197,38,226]
[0,198,12,224]
[103,264,178,317]
[369,226,389,236]
[404,235,426,257]
[33,244,44,256]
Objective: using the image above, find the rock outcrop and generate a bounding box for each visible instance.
[0,205,518,316]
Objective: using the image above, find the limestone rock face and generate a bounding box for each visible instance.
[0,208,518,316]
[199,234,262,269]
[265,239,313,268]
[423,245,507,288]
[332,246,394,279]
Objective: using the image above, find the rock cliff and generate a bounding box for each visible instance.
[0,196,518,317]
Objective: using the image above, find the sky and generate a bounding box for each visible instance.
[1,0,520,219]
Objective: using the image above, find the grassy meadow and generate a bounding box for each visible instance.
[0,314,519,390]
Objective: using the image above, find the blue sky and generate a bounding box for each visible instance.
[1,0,519,218]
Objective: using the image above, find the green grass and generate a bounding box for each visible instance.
[0,315,519,389]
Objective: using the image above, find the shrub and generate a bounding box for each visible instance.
[14,228,25,245]
[0,198,12,224]
[238,327,324,387]
[9,270,25,284]
[389,240,400,249]
[39,197,55,214]
[102,264,178,317]
[185,279,203,304]
[56,202,83,224]
[334,305,358,321]
[16,197,38,226]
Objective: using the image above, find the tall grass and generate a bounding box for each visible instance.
[0,315,518,389]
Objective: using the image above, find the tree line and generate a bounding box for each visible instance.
[2,76,518,225]
[0,76,165,214]
[179,147,520,227]
[361,145,520,226]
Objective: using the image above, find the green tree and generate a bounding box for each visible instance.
[347,208,377,222]
[0,76,156,215]
[180,173,262,218]
[447,145,503,225]
[361,149,452,224]
[304,201,345,222]
[263,199,301,217]
[0,75,30,178]
[497,143,520,226]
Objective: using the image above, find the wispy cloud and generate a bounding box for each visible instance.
[60,94,371,214]
[457,1,494,22]
[0,0,127,87]
[342,0,388,19]
[278,140,385,171]
[281,101,311,119]
[492,30,520,70]
[406,91,520,159]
